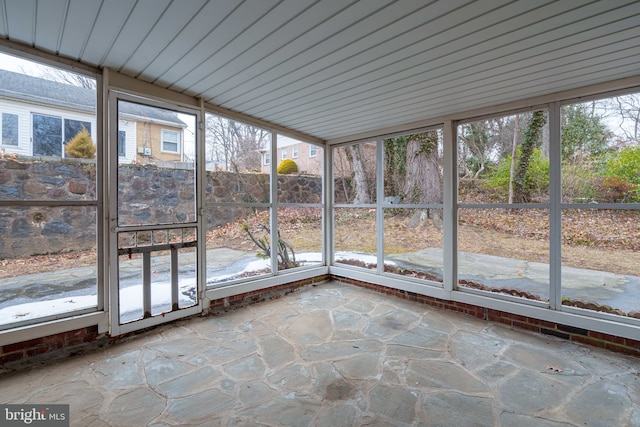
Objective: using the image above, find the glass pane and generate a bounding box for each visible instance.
[0,206,97,327]
[333,141,377,204]
[458,111,549,204]
[177,246,197,309]
[117,100,196,226]
[33,114,62,157]
[277,136,323,203]
[334,207,377,270]
[277,206,323,269]
[204,113,271,203]
[2,113,19,146]
[150,251,172,316]
[64,119,91,144]
[561,209,640,316]
[117,228,197,323]
[119,252,143,323]
[206,207,272,285]
[383,131,442,204]
[205,113,271,172]
[458,208,549,302]
[562,94,640,204]
[383,208,443,283]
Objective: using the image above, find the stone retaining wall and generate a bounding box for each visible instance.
[0,158,322,259]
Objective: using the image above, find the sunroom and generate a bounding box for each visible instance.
[0,0,640,423]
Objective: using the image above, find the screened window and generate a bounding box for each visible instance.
[1,112,18,146]
[292,145,298,158]
[282,148,287,160]
[118,130,126,157]
[264,152,270,165]
[162,129,179,153]
[310,145,317,157]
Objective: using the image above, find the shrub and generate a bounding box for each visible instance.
[65,128,96,159]
[277,158,298,174]
[485,148,549,200]
[600,146,640,201]
[596,176,637,203]
[561,161,599,203]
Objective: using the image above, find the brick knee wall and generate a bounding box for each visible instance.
[2,274,638,367]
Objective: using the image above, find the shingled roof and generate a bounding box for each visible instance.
[0,69,185,127]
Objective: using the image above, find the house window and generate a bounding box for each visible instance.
[292,145,298,158]
[32,115,92,157]
[32,113,62,156]
[64,119,91,144]
[1,112,18,146]
[282,149,287,160]
[264,152,270,165]
[118,130,126,157]
[310,145,317,157]
[161,129,180,153]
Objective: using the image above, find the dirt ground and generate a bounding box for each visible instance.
[1,208,638,279]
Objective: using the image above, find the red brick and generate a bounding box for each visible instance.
[43,332,66,345]
[3,337,44,353]
[532,319,556,329]
[624,338,640,350]
[0,351,24,365]
[590,331,626,345]
[604,342,640,356]
[572,335,605,348]
[511,321,540,332]
[502,313,528,323]
[26,346,50,357]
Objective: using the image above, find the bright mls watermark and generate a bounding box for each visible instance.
[1,405,69,426]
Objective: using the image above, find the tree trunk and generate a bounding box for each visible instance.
[508,115,518,204]
[404,132,442,228]
[348,144,372,204]
[514,110,546,203]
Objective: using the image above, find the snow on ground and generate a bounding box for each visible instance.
[0,252,351,326]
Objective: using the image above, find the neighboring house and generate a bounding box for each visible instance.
[0,69,185,163]
[261,136,323,175]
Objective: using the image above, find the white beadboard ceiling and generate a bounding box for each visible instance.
[1,0,639,142]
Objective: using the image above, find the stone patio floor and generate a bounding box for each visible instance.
[1,281,640,426]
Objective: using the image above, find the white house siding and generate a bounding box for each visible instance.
[118,119,136,163]
[0,98,34,155]
[0,97,96,157]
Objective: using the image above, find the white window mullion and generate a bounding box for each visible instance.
[549,102,562,310]
[376,138,384,274]
[443,120,457,293]
[271,132,278,274]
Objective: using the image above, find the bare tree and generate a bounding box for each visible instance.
[20,63,96,89]
[611,94,640,144]
[206,115,269,172]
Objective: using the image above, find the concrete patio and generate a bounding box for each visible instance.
[1,281,639,426]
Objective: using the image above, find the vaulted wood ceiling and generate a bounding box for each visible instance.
[1,0,639,142]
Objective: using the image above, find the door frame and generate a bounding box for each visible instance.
[107,91,203,336]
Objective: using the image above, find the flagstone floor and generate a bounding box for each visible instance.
[1,281,639,426]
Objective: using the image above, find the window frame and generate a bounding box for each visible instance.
[161,128,180,153]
